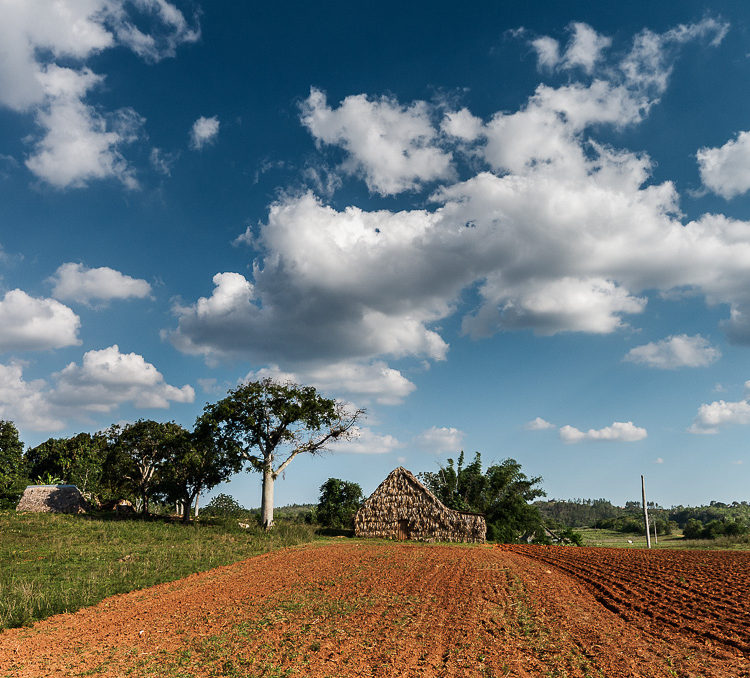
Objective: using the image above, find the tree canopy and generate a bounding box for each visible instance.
[107,420,182,515]
[26,432,110,495]
[200,378,362,529]
[0,420,26,508]
[419,452,547,543]
[157,422,242,522]
[316,478,363,529]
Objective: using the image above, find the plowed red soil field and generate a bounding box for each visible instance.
[1,542,748,677]
[502,544,750,657]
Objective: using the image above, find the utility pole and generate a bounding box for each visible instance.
[641,474,651,548]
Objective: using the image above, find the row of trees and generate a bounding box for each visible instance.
[534,498,621,527]
[2,420,241,522]
[3,379,557,542]
[1,379,362,527]
[537,498,750,540]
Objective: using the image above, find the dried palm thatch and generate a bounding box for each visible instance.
[355,467,486,543]
[16,485,88,514]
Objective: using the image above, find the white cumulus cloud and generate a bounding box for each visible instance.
[441,108,484,142]
[167,201,451,365]
[531,23,611,74]
[331,426,404,454]
[562,22,612,73]
[698,131,750,199]
[414,426,465,454]
[168,19,750,397]
[559,421,647,443]
[525,417,554,430]
[50,262,152,305]
[50,345,194,411]
[531,36,561,71]
[189,116,220,150]
[0,345,193,432]
[300,88,454,195]
[0,362,65,431]
[689,394,750,435]
[0,289,80,352]
[624,334,721,369]
[0,0,198,188]
[246,360,415,406]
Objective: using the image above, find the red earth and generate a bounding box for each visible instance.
[1,542,748,677]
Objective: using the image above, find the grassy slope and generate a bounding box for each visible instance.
[0,510,318,630]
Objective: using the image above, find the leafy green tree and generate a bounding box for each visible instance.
[683,518,706,539]
[202,493,246,518]
[0,420,26,507]
[157,423,242,523]
[316,478,363,529]
[200,379,362,529]
[109,420,181,515]
[420,452,547,543]
[25,432,110,495]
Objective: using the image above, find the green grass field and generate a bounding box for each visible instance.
[0,510,318,630]
[578,526,750,550]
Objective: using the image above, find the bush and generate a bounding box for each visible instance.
[558,527,584,546]
[683,516,748,540]
[202,493,247,518]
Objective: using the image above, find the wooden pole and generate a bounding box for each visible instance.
[642,475,651,548]
[653,518,658,544]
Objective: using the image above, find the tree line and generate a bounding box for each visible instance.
[535,497,750,540]
[1,376,588,544]
[0,379,361,527]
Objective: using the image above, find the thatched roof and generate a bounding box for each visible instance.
[16,485,88,514]
[355,467,486,543]
[378,466,444,506]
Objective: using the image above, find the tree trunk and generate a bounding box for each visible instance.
[261,466,275,530]
[194,491,200,518]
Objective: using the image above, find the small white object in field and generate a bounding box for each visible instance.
[627,539,633,544]
[238,522,251,529]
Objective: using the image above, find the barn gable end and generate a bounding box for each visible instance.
[16,485,88,514]
[354,467,486,543]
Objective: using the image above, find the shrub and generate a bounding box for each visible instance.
[202,493,247,518]
[683,518,706,539]
[558,527,584,546]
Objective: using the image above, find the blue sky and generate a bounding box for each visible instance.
[2,1,750,509]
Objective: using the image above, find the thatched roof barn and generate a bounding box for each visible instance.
[16,485,88,514]
[355,467,486,543]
